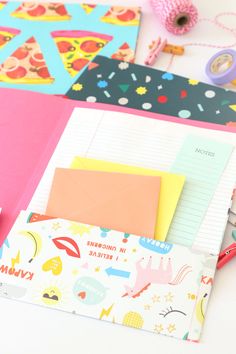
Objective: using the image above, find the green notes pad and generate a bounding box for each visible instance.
[167,135,233,246]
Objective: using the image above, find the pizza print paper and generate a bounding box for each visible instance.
[0,26,21,50]
[111,42,135,63]
[0,1,7,11]
[11,2,71,21]
[0,211,208,341]
[0,2,140,94]
[100,6,141,26]
[80,3,96,15]
[0,36,54,84]
[67,55,236,130]
[51,30,113,77]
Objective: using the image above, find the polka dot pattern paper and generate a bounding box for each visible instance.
[67,55,236,129]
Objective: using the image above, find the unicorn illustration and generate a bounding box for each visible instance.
[122,256,192,298]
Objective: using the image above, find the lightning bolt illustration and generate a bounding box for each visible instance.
[99,304,114,320]
[11,250,20,269]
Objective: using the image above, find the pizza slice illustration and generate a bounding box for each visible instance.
[11,2,71,21]
[0,1,7,11]
[101,6,141,26]
[0,27,21,50]
[51,30,113,77]
[0,36,54,84]
[111,42,135,63]
[80,3,97,14]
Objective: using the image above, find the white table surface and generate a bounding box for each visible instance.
[1,1,236,353]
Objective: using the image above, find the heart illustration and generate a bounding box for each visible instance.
[161,72,174,81]
[42,256,62,275]
[180,90,187,99]
[78,291,86,299]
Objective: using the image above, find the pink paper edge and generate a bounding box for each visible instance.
[51,30,113,41]
[0,26,21,34]
[69,100,236,134]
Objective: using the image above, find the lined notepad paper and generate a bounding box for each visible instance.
[167,135,233,246]
[28,107,236,255]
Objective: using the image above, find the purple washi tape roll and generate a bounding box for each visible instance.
[206,49,236,85]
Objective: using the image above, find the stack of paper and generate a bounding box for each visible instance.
[1,96,236,342]
[70,157,185,241]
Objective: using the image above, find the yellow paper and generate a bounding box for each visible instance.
[70,157,185,241]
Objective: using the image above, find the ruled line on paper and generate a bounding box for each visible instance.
[166,135,233,247]
[28,108,105,213]
[83,112,236,254]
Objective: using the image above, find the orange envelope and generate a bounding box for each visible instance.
[46,168,161,238]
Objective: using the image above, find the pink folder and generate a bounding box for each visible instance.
[0,88,75,245]
[0,86,200,247]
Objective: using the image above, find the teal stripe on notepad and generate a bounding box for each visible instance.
[166,135,233,247]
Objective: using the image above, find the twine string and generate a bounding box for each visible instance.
[165,12,236,71]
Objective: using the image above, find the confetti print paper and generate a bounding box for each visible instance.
[67,55,236,129]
